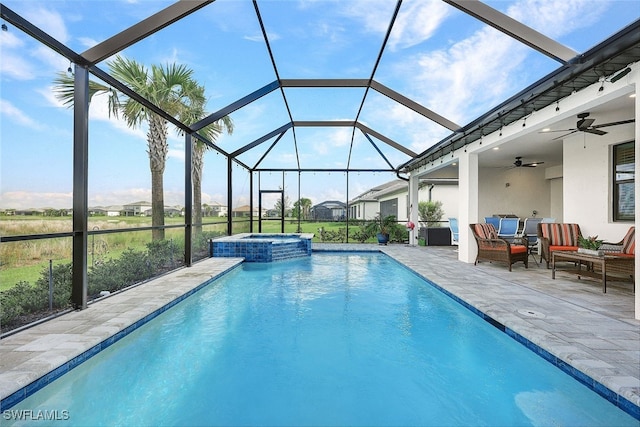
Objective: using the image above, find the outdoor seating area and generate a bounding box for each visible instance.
[466,220,635,294]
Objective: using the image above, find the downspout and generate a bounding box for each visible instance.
[428,184,435,202]
[396,171,409,182]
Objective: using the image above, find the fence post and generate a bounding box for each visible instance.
[48,259,53,310]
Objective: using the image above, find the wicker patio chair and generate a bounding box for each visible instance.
[537,223,582,268]
[469,223,529,271]
[601,226,635,283]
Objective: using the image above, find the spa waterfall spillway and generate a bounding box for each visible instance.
[210,233,313,262]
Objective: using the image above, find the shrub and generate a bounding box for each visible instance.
[0,263,73,327]
[88,248,154,297]
[418,200,444,227]
[0,281,38,324]
[33,263,72,309]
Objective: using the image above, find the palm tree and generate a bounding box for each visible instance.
[293,197,312,220]
[53,55,203,240]
[181,85,233,236]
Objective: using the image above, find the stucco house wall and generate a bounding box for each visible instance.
[562,122,635,242]
[478,166,552,221]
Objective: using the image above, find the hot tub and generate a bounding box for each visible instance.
[210,233,314,262]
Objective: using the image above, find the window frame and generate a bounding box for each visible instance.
[612,140,635,222]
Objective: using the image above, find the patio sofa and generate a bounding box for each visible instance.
[537,223,582,268]
[469,223,528,271]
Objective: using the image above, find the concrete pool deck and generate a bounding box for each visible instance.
[0,245,638,416]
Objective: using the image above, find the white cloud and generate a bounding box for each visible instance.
[0,191,72,209]
[388,0,449,50]
[0,99,43,129]
[77,37,99,50]
[168,148,185,162]
[89,188,151,207]
[87,92,147,140]
[245,32,280,42]
[340,0,392,34]
[0,30,24,49]
[509,0,607,39]
[24,7,69,44]
[0,50,37,81]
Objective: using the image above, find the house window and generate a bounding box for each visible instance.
[613,141,635,221]
[380,198,398,219]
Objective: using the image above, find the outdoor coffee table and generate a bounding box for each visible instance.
[551,250,634,293]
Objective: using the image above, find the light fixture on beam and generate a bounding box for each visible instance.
[610,67,631,83]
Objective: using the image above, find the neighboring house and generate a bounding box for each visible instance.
[142,205,184,217]
[165,206,183,217]
[349,180,404,221]
[349,178,459,225]
[88,206,125,216]
[310,201,346,221]
[106,206,124,217]
[123,201,152,217]
[205,202,227,217]
[232,205,266,218]
[14,208,44,216]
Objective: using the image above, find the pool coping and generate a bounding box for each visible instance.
[1,247,638,420]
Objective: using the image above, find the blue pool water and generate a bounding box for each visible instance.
[5,253,637,426]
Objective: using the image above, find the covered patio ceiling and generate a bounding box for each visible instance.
[2,0,638,178]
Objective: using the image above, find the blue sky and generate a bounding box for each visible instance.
[1,0,638,210]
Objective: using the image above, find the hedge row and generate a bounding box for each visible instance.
[1,232,222,328]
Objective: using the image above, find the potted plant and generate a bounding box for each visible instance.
[418,201,450,246]
[577,235,604,256]
[365,214,397,245]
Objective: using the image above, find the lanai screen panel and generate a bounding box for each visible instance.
[256,0,397,79]
[0,30,74,227]
[284,87,367,122]
[484,0,640,53]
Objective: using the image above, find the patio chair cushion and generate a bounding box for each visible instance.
[508,245,527,254]
[621,226,635,255]
[549,244,578,253]
[539,223,580,246]
[473,223,498,240]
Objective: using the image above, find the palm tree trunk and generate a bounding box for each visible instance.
[193,141,205,236]
[148,115,168,241]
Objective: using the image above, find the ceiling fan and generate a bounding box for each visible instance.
[513,156,543,168]
[541,112,635,141]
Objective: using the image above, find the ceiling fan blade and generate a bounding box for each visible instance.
[522,161,544,167]
[592,118,635,129]
[552,130,576,141]
[584,128,607,136]
[538,128,576,133]
[577,118,595,129]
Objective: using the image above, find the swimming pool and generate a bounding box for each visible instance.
[3,253,637,426]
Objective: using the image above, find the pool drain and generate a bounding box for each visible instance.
[517,309,546,319]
